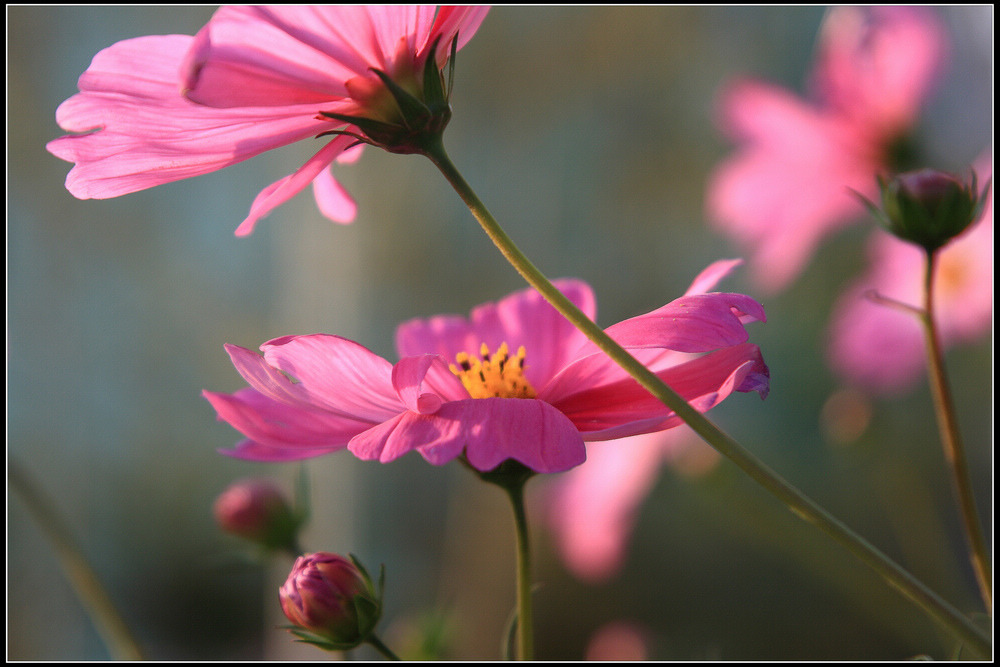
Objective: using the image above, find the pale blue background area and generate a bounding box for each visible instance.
[8,6,992,659]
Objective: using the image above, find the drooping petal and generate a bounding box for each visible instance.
[259,334,403,422]
[548,343,769,440]
[235,135,353,236]
[312,164,358,224]
[395,279,596,388]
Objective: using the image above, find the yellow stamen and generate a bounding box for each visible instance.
[449,342,536,399]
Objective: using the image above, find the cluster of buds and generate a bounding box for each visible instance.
[213,479,304,554]
[862,168,990,252]
[279,552,385,651]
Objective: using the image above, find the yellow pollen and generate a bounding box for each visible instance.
[449,342,537,399]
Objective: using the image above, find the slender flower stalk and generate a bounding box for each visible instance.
[9,460,144,661]
[419,136,991,657]
[366,634,401,661]
[920,249,992,614]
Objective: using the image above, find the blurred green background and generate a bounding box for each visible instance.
[7,6,992,660]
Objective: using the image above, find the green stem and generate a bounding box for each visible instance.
[920,249,992,614]
[504,478,534,661]
[9,459,145,660]
[420,137,991,658]
[366,633,401,661]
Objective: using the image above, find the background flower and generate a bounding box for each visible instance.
[46,6,488,235]
[705,6,947,293]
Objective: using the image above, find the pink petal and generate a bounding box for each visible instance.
[221,439,342,462]
[549,343,769,440]
[395,279,596,389]
[706,80,877,292]
[46,35,334,201]
[391,355,467,414]
[545,433,670,581]
[312,164,357,224]
[205,387,365,455]
[259,334,403,422]
[604,292,766,353]
[235,135,353,236]
[349,399,586,474]
[813,6,947,136]
[684,258,743,296]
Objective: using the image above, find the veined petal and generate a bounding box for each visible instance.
[205,387,366,452]
[260,334,403,423]
[439,399,586,474]
[348,398,586,474]
[47,35,337,201]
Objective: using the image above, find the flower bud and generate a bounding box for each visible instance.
[213,479,301,553]
[870,168,990,252]
[280,552,383,650]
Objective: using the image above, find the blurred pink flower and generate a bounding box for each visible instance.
[828,153,993,394]
[46,6,489,236]
[584,621,650,661]
[544,262,743,581]
[706,6,946,292]
[205,263,769,474]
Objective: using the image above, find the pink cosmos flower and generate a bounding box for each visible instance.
[204,261,769,474]
[828,153,993,395]
[46,6,489,236]
[544,262,742,581]
[706,6,946,292]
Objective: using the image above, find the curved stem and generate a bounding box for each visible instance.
[9,459,145,660]
[366,633,401,661]
[920,249,992,614]
[420,138,990,657]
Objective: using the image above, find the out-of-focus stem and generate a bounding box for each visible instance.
[10,459,144,660]
[920,249,992,614]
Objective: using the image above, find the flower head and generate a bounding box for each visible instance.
[706,6,946,292]
[46,6,489,236]
[204,261,769,474]
[828,153,993,394]
[280,552,383,650]
[213,478,302,552]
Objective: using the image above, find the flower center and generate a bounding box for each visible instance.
[449,343,536,399]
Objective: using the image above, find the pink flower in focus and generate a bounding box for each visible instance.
[46,6,489,236]
[204,262,769,474]
[828,154,993,395]
[544,262,741,581]
[706,7,946,292]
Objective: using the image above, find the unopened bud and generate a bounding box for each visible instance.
[213,479,301,553]
[280,552,384,650]
[867,168,990,252]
